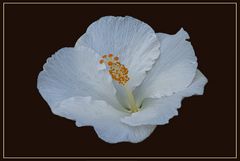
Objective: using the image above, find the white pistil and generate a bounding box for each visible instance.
[124,86,139,113]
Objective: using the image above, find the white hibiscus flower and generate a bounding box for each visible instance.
[37,16,207,143]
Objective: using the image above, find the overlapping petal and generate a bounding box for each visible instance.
[121,70,207,126]
[134,28,198,105]
[53,96,156,143]
[75,16,160,90]
[37,46,122,111]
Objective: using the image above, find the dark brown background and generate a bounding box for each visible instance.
[4,3,236,157]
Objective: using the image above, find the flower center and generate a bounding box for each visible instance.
[99,53,139,113]
[99,54,130,86]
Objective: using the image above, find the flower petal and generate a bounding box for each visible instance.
[134,28,198,105]
[121,70,207,126]
[53,96,156,143]
[37,46,122,111]
[75,16,160,90]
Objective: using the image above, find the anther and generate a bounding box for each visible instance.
[108,61,113,66]
[99,59,104,64]
[99,53,129,86]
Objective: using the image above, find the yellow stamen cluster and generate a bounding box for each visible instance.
[109,62,129,85]
[99,54,130,85]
